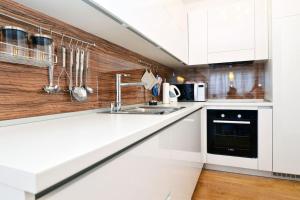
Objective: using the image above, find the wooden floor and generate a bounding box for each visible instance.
[192,170,300,200]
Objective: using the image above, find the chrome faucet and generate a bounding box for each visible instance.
[112,73,145,112]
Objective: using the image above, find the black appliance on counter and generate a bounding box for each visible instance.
[174,83,207,102]
[207,109,258,158]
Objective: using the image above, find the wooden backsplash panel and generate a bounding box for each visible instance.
[98,71,147,108]
[0,0,172,121]
[176,62,265,99]
[98,68,170,108]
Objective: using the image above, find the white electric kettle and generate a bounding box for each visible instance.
[169,85,181,103]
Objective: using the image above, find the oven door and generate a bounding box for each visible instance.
[207,110,258,158]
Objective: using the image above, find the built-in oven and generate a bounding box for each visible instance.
[207,109,258,158]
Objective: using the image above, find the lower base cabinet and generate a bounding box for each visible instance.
[166,110,203,200]
[39,109,203,200]
[204,107,273,171]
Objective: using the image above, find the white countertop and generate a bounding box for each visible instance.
[0,100,273,194]
[0,102,204,194]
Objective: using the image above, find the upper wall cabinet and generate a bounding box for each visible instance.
[89,0,189,64]
[189,8,208,65]
[13,0,186,67]
[188,0,269,65]
[207,0,255,63]
[273,0,300,19]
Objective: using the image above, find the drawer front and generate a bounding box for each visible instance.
[39,131,172,200]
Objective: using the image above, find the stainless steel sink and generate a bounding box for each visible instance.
[101,106,186,115]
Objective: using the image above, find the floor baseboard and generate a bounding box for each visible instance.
[204,164,300,181]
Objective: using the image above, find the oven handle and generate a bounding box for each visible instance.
[213,120,251,125]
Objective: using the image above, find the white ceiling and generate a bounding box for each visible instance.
[13,0,184,68]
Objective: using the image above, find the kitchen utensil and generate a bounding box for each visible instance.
[80,51,87,86]
[72,49,87,102]
[169,85,181,103]
[84,50,94,94]
[42,34,58,94]
[44,64,59,94]
[68,47,74,101]
[56,46,69,92]
[72,48,81,100]
[69,48,74,92]
[79,49,88,99]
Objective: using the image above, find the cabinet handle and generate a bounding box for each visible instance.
[213,120,251,124]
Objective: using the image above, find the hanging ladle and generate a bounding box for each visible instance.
[84,49,94,94]
[72,48,87,102]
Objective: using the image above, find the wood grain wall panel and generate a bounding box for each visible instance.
[0,1,266,121]
[98,69,164,108]
[0,0,172,120]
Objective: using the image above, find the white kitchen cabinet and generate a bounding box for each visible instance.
[39,131,172,200]
[163,109,203,200]
[273,14,300,175]
[14,0,186,67]
[0,184,34,200]
[273,0,300,19]
[169,111,202,163]
[207,0,255,63]
[254,0,269,61]
[188,8,208,65]
[258,108,273,172]
[38,110,202,200]
[162,0,188,63]
[89,0,188,63]
[188,0,269,65]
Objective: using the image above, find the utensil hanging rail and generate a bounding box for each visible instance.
[0,12,96,47]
